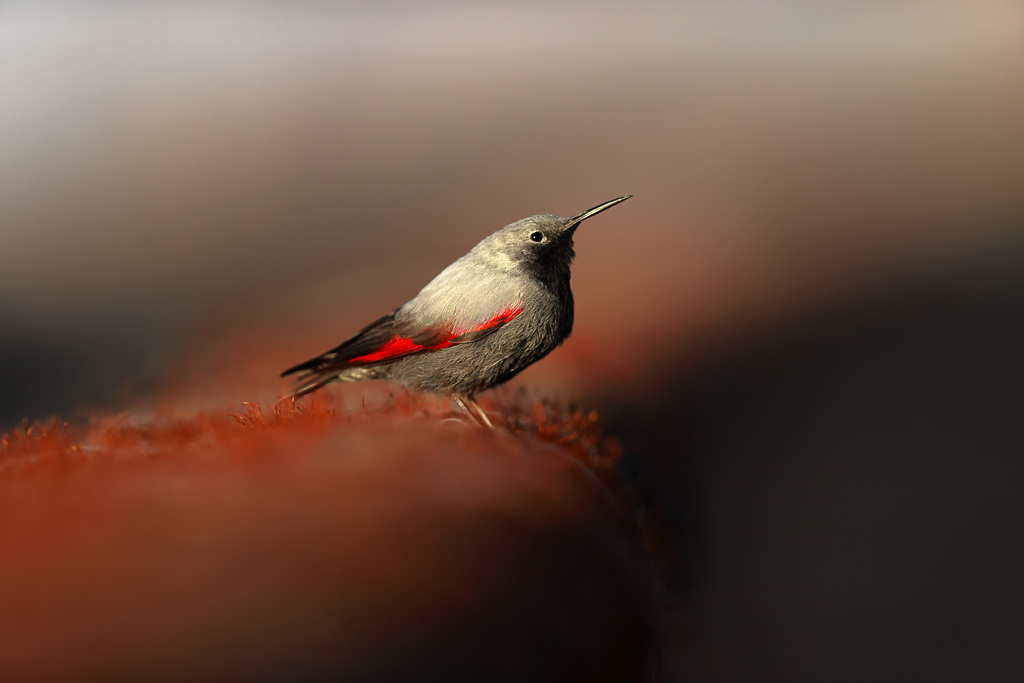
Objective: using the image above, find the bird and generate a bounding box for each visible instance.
[281,195,632,426]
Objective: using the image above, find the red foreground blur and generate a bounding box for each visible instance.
[0,393,657,682]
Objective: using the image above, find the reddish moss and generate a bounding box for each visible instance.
[0,390,658,681]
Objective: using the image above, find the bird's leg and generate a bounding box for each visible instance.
[452,396,482,427]
[467,396,495,429]
[454,396,494,429]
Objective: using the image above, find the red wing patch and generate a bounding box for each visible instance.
[448,306,523,345]
[482,307,523,328]
[284,306,525,382]
[347,337,428,363]
[347,306,523,363]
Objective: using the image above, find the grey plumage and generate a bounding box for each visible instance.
[282,196,632,420]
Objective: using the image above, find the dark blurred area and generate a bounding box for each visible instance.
[2,2,1023,680]
[611,254,1024,680]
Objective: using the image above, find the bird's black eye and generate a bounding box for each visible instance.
[530,231,544,242]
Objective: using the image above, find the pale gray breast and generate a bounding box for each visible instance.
[401,254,527,331]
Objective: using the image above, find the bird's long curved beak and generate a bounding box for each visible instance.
[565,195,632,230]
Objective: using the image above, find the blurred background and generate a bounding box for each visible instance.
[2,1,1022,680]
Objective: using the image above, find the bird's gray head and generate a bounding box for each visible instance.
[471,195,632,284]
